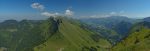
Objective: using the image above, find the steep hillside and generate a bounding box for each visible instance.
[111,21,150,51]
[34,17,111,51]
[113,21,132,38]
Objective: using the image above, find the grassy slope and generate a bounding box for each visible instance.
[111,26,150,51]
[34,18,111,51]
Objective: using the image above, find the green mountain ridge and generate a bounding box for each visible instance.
[34,17,111,51]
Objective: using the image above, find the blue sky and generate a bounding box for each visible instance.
[0,0,150,20]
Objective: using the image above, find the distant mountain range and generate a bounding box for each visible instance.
[79,16,137,28]
[143,17,150,22]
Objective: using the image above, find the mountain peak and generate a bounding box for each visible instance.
[143,17,150,22]
[33,17,112,51]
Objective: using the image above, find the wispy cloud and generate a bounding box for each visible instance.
[65,9,74,16]
[31,3,44,11]
[41,12,58,17]
[81,10,127,18]
[31,2,74,17]
[110,12,117,15]
[31,2,60,17]
[109,11,127,16]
